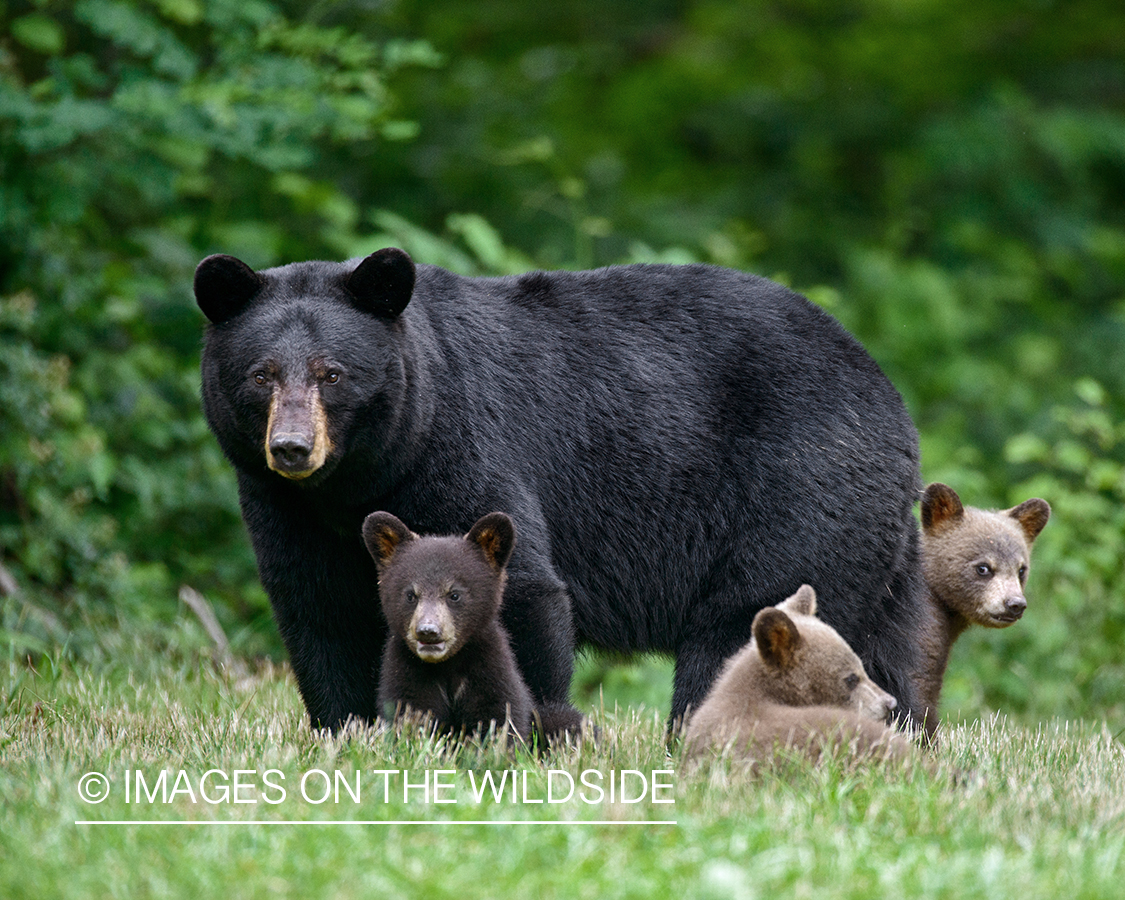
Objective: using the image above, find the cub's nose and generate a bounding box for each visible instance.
[415,622,443,643]
[1005,596,1027,618]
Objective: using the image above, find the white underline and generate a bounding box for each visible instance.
[75,819,677,826]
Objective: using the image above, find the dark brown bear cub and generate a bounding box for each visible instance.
[362,510,538,742]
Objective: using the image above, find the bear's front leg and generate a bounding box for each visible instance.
[279,599,385,732]
[499,570,579,719]
[239,482,385,732]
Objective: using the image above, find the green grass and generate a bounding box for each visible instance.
[2,654,1123,899]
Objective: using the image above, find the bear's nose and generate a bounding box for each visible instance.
[1004,596,1027,617]
[415,621,443,643]
[270,433,313,469]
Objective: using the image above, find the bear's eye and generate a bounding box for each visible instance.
[448,590,462,604]
[405,587,419,605]
[1018,564,1028,580]
[325,370,341,385]
[844,673,860,691]
[253,371,267,386]
[975,563,993,578]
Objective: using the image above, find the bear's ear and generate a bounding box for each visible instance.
[921,482,964,533]
[777,584,817,618]
[466,512,516,571]
[753,607,802,671]
[194,254,263,324]
[345,248,416,319]
[362,511,415,569]
[1007,497,1050,544]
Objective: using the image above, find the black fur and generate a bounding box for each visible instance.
[196,250,927,731]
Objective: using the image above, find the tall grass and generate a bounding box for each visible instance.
[2,655,1123,899]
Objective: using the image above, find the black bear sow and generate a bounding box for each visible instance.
[363,510,544,742]
[195,247,928,732]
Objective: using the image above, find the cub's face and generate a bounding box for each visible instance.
[927,519,1033,626]
[921,484,1050,628]
[378,539,501,662]
[753,585,899,722]
[362,511,516,664]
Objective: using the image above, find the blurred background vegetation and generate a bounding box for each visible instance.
[2,0,1123,729]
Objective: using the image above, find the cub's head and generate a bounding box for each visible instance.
[361,511,515,663]
[752,585,898,721]
[921,482,1050,627]
[194,248,417,484]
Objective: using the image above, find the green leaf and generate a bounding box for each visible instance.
[11,15,66,56]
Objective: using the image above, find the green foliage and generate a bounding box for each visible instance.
[573,651,673,716]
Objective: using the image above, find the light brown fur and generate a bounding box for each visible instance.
[913,483,1050,738]
[265,384,333,479]
[682,585,913,768]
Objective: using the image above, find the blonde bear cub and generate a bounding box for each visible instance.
[683,584,911,767]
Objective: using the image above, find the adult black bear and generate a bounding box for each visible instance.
[195,248,927,732]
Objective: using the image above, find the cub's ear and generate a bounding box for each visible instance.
[921,482,964,533]
[753,607,802,670]
[346,248,416,318]
[1008,497,1050,544]
[777,584,817,618]
[362,511,415,570]
[466,512,516,571]
[194,254,263,324]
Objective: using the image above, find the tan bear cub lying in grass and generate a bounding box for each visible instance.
[682,584,913,767]
[913,482,1050,738]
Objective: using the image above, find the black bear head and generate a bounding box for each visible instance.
[196,247,423,485]
[362,511,516,663]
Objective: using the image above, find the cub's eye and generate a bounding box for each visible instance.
[1018,564,1028,580]
[976,564,993,577]
[405,587,419,605]
[844,673,860,691]
[448,590,462,604]
[253,371,267,386]
[325,370,341,385]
